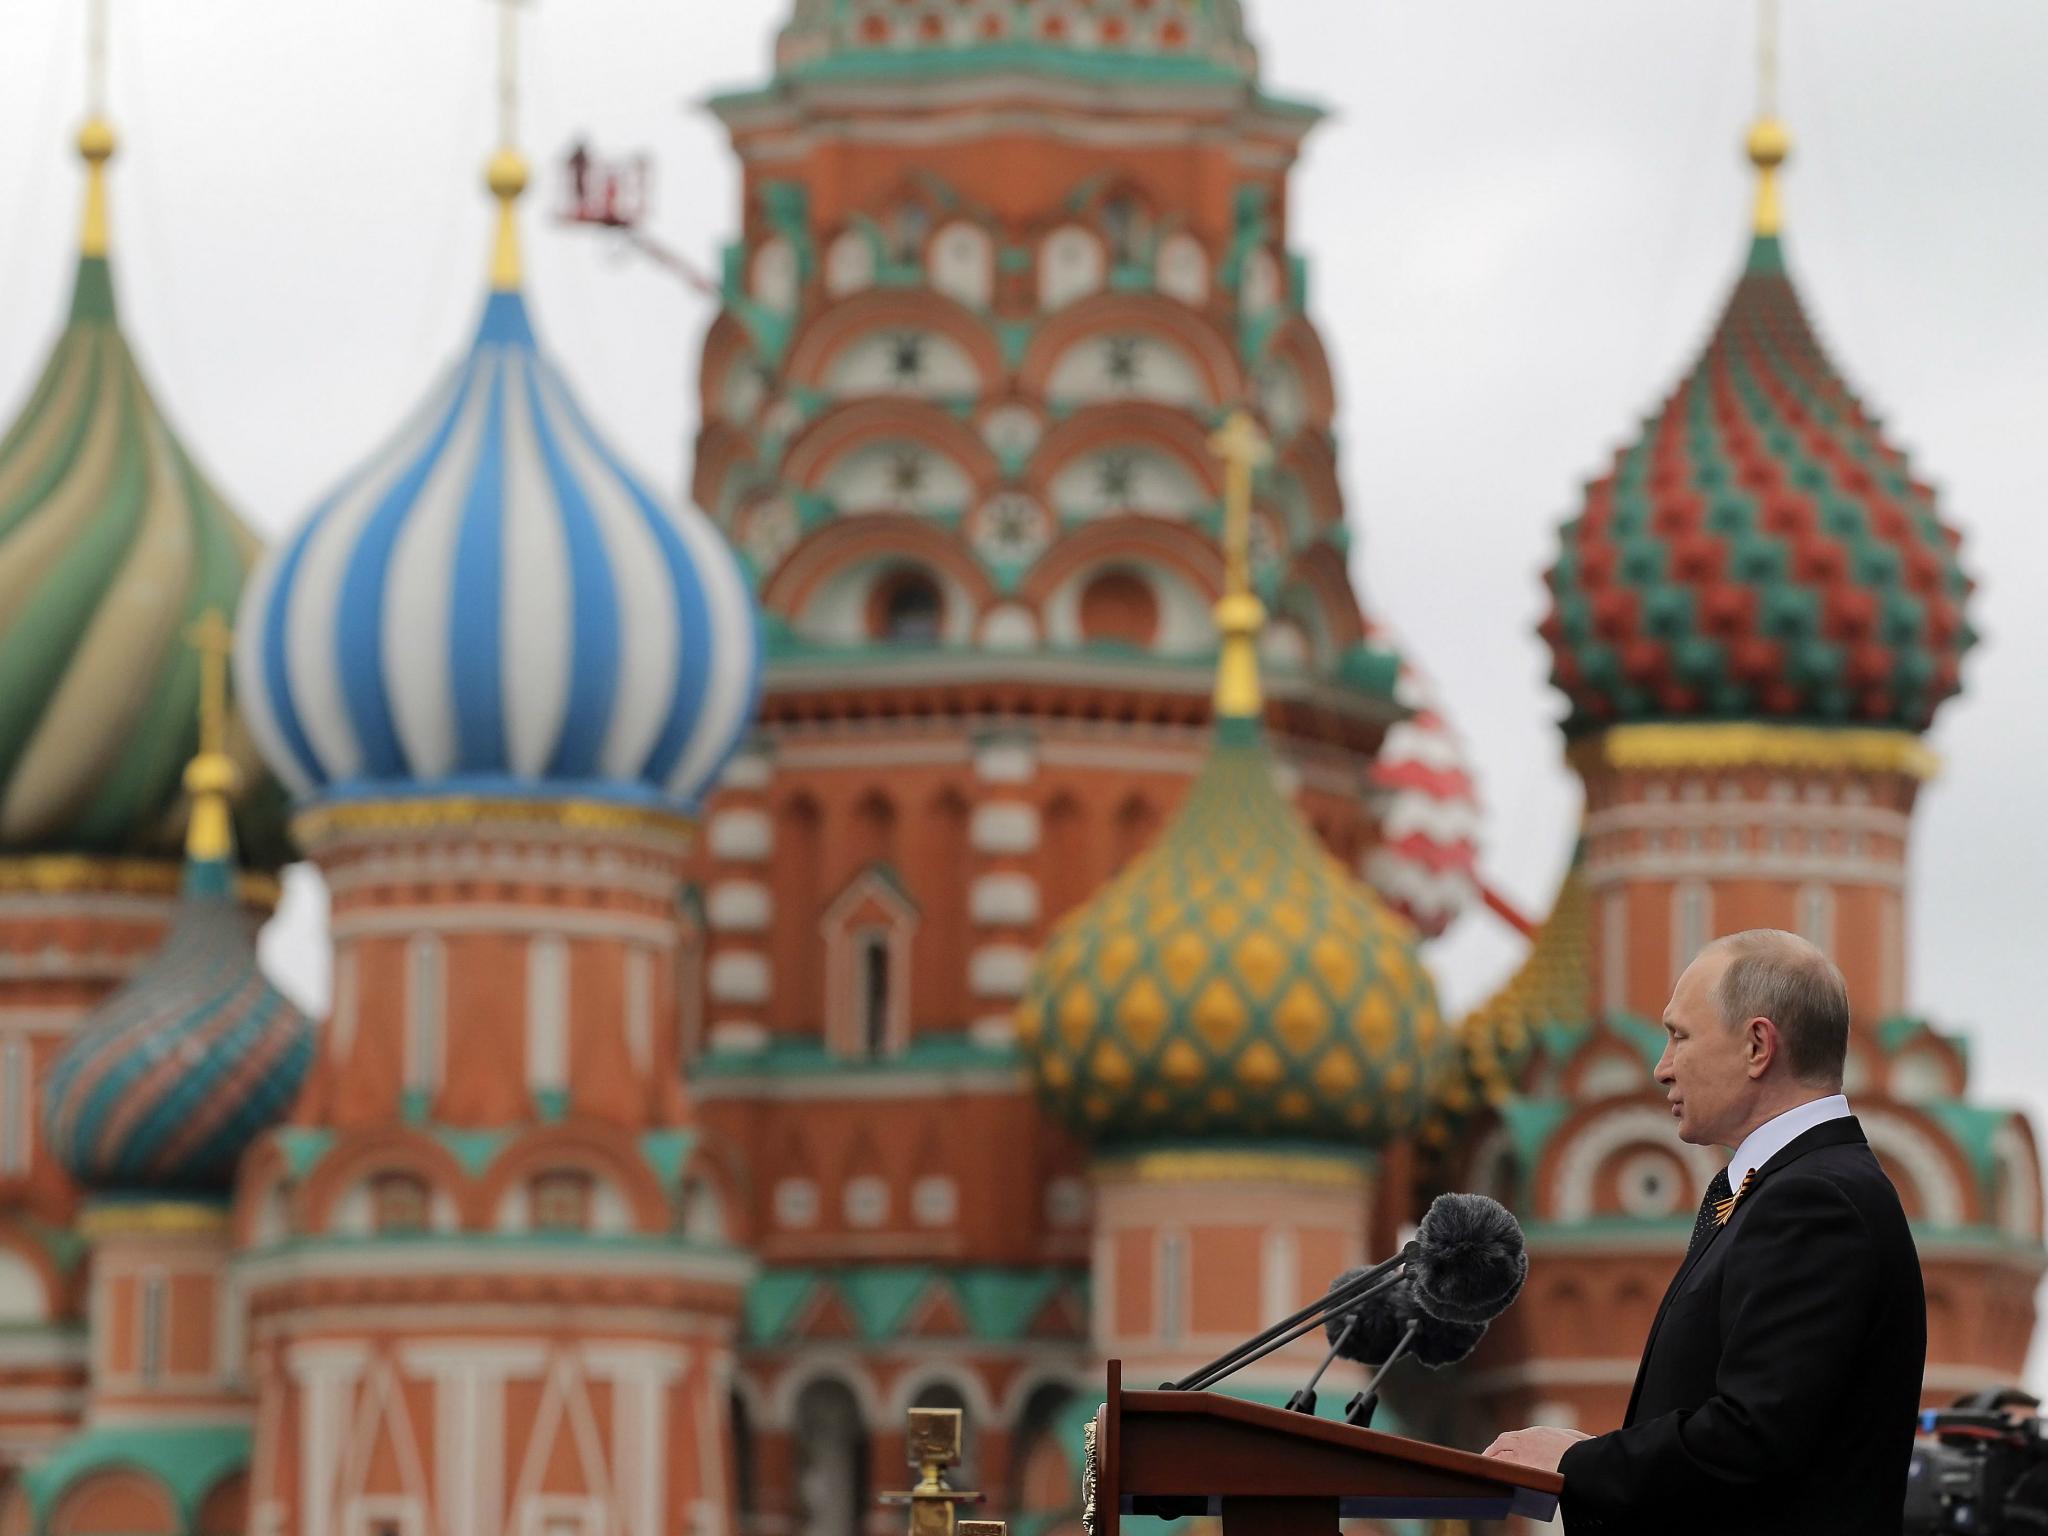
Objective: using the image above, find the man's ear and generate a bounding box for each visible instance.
[1745,1016,1776,1079]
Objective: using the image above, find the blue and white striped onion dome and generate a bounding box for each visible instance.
[234,291,761,813]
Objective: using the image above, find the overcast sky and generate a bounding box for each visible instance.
[4,1,2045,1375]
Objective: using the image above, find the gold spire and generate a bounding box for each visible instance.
[1746,0,1790,237]
[78,0,115,257]
[487,0,530,290]
[182,609,240,862]
[1207,410,1271,721]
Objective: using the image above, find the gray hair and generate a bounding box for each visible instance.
[1706,929,1851,1085]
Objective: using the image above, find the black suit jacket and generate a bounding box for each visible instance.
[1557,1116,1926,1536]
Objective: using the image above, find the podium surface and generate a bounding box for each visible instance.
[1084,1361,1561,1533]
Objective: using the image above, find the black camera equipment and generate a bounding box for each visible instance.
[1904,1403,2048,1534]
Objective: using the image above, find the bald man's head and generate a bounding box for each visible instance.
[1705,929,1851,1087]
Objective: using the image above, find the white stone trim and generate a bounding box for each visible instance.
[238,1240,753,1291]
[1601,890,1627,1015]
[1860,1109,1966,1227]
[969,873,1039,926]
[693,1068,1025,1102]
[1551,1105,1721,1222]
[1588,850,1906,888]
[708,809,773,861]
[707,881,772,933]
[1586,801,1910,839]
[773,1179,819,1230]
[720,751,773,790]
[319,851,680,903]
[772,739,972,771]
[842,1176,890,1229]
[709,953,770,1004]
[334,908,677,947]
[969,803,1040,855]
[969,945,1035,1000]
[968,1014,1017,1049]
[706,1021,769,1054]
[973,739,1037,784]
[526,937,570,1094]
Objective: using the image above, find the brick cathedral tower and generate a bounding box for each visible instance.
[1442,84,2044,1444]
[685,4,1485,1531]
[222,10,765,1532]
[0,8,285,1476]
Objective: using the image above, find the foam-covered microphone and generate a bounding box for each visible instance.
[1320,1267,1412,1364]
[1283,1266,1412,1414]
[1392,1281,1489,1366]
[1339,1282,1493,1427]
[1409,1191,1528,1325]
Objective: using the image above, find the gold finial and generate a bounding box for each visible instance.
[1208,409,1271,721]
[182,609,241,862]
[1747,0,1790,237]
[881,1407,984,1536]
[487,0,531,290]
[78,0,116,257]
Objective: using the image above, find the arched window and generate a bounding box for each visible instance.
[1013,1382,1079,1515]
[1079,569,1160,649]
[1671,881,1713,985]
[1602,890,1629,1014]
[0,1036,26,1175]
[890,203,931,267]
[1797,882,1836,957]
[870,568,944,644]
[139,1270,166,1386]
[526,937,569,1100]
[404,935,445,1102]
[860,936,891,1057]
[532,1170,593,1234]
[793,1380,869,1536]
[372,1172,430,1235]
[1101,197,1152,268]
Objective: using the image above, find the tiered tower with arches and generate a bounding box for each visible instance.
[1018,410,1453,1409]
[17,614,313,1536]
[684,7,1484,1531]
[0,9,285,1473]
[1439,94,2043,1446]
[220,12,764,1533]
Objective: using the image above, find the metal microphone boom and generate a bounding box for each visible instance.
[1167,1242,1416,1392]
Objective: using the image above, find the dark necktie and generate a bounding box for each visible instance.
[1688,1167,1732,1258]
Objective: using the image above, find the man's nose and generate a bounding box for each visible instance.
[1655,1048,1676,1084]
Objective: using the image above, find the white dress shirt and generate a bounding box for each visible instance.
[1727,1093,1853,1190]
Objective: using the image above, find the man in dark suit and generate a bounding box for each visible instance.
[1483,928,1926,1535]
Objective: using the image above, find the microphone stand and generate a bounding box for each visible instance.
[1283,1311,1360,1415]
[1344,1319,1420,1428]
[1169,1252,1412,1393]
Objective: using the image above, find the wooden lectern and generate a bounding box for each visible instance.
[1083,1361,1562,1534]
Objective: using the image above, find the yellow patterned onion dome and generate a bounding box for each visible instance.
[0,199,280,861]
[1018,718,1453,1146]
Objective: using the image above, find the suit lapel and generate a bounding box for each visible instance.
[1621,1115,1867,1426]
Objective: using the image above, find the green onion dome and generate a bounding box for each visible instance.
[1541,125,1974,736]
[0,129,278,860]
[1017,716,1452,1147]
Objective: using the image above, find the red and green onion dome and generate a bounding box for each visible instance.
[41,748,314,1193]
[1018,713,1452,1145]
[1541,123,1975,737]
[0,122,282,863]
